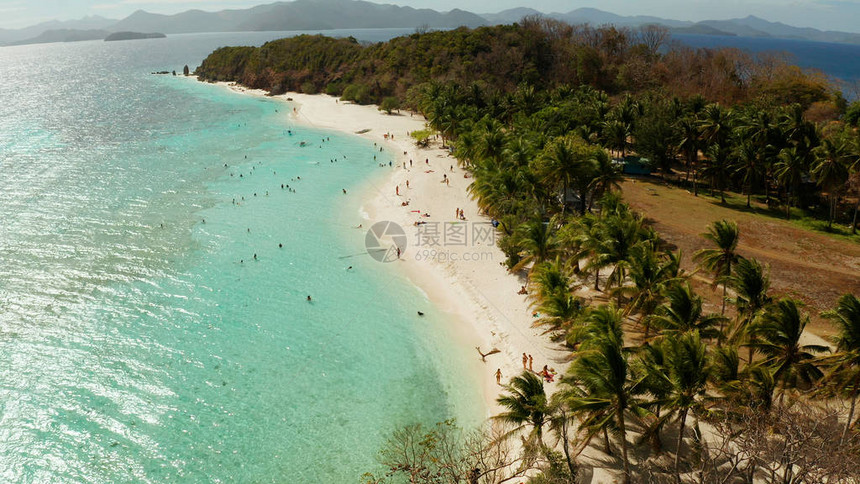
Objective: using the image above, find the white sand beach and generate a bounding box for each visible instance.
[290,91,574,415]
[216,82,574,415]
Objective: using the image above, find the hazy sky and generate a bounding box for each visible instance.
[2,0,860,33]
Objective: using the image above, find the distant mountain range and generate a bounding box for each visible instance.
[4,0,860,47]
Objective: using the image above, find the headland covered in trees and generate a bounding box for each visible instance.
[198,19,860,483]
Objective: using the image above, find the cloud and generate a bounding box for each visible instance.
[0,0,25,15]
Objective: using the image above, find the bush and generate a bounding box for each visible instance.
[325,81,342,96]
[410,129,433,147]
[341,83,371,104]
[300,81,317,94]
[379,96,400,114]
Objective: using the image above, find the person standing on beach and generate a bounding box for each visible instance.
[396,185,399,196]
[522,353,528,370]
[528,355,533,372]
[495,368,502,385]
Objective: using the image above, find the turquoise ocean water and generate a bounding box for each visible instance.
[0,31,482,482]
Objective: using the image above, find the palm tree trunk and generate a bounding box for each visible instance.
[764,172,770,204]
[675,408,689,483]
[594,269,600,291]
[618,407,631,484]
[685,156,691,185]
[604,426,613,456]
[580,189,588,215]
[721,283,727,316]
[562,178,568,217]
[842,376,860,444]
[560,415,578,479]
[852,198,859,235]
[829,195,835,230]
[693,166,699,197]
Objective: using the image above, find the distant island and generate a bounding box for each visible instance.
[8,29,108,46]
[104,31,165,42]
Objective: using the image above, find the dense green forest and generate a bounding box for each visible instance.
[198,19,860,483]
[198,19,835,107]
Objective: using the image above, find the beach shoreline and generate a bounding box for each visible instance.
[211,81,570,416]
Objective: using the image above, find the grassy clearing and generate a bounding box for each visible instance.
[621,176,860,328]
[693,187,860,244]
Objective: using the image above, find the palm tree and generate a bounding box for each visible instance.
[530,260,584,335]
[752,298,827,401]
[512,218,561,274]
[739,109,782,204]
[694,219,741,316]
[453,130,478,166]
[775,146,809,220]
[616,245,683,338]
[584,213,646,298]
[700,143,732,203]
[820,294,860,441]
[589,149,624,203]
[636,342,673,452]
[726,257,772,363]
[709,343,742,399]
[603,119,631,158]
[676,116,700,191]
[494,371,551,452]
[779,103,817,153]
[476,122,508,166]
[658,331,710,480]
[648,282,726,340]
[561,305,638,484]
[466,163,523,217]
[611,94,641,133]
[534,134,595,216]
[733,141,764,208]
[698,103,733,149]
[547,397,581,479]
[812,138,850,229]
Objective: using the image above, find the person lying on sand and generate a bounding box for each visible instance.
[476,347,501,362]
[541,365,555,383]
